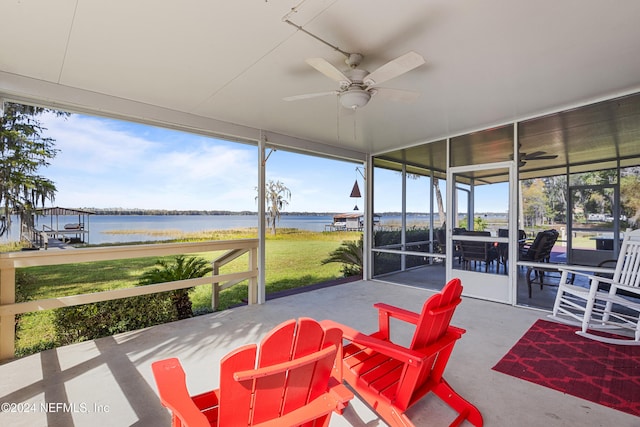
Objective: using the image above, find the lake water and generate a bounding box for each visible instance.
[0,214,429,245]
[2,213,513,245]
[2,213,510,245]
[82,215,334,244]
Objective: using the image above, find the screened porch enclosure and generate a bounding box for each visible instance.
[370,91,640,311]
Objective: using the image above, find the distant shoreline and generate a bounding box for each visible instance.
[61,208,508,217]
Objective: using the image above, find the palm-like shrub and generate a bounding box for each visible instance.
[321,236,363,277]
[138,255,213,319]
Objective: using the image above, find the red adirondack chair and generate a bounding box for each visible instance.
[151,318,353,427]
[321,278,482,427]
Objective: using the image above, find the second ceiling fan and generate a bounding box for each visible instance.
[517,150,558,167]
[284,51,425,110]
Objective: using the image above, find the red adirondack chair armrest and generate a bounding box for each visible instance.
[320,320,426,367]
[366,327,464,373]
[373,300,461,341]
[446,325,466,337]
[151,358,213,427]
[374,302,420,324]
[327,377,355,412]
[249,384,353,427]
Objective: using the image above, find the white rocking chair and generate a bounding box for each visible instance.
[548,228,640,345]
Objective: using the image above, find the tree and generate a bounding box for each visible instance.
[433,177,445,227]
[0,103,63,236]
[621,174,640,226]
[459,216,488,231]
[262,180,291,235]
[522,179,548,226]
[541,175,567,223]
[138,255,213,319]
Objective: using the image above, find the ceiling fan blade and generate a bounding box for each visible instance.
[523,151,559,160]
[283,91,338,102]
[522,151,547,159]
[373,87,421,102]
[305,58,351,84]
[363,51,425,87]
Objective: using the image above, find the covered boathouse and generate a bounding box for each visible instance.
[21,207,94,249]
[327,212,381,231]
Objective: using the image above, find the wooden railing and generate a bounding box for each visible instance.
[20,222,47,249]
[0,239,259,361]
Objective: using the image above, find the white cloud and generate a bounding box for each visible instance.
[41,113,258,210]
[43,113,153,173]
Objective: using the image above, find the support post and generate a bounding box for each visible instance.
[248,246,258,305]
[362,155,373,280]
[211,260,220,311]
[257,133,267,304]
[401,163,407,271]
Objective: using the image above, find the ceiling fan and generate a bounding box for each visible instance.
[516,150,558,167]
[284,51,425,110]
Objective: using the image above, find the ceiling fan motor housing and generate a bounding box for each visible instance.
[339,68,372,109]
[339,87,371,109]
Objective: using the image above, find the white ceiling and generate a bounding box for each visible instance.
[2,0,640,160]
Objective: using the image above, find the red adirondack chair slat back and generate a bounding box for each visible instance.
[218,318,341,426]
[152,318,352,427]
[410,277,462,350]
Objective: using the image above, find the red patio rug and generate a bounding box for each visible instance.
[492,319,640,417]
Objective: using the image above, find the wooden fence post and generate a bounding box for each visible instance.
[0,261,16,360]
[212,260,220,311]
[248,247,258,305]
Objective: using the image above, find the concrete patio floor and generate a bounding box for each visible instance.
[1,280,638,426]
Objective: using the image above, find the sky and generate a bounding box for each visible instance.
[41,112,367,212]
[39,111,506,213]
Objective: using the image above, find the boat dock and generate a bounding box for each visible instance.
[20,207,94,249]
[324,212,380,232]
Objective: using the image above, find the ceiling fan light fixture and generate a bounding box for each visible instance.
[339,89,371,109]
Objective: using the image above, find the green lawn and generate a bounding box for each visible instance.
[11,229,361,356]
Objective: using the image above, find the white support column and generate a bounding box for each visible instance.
[257,133,267,304]
[445,138,452,275]
[510,122,519,305]
[401,163,407,271]
[469,179,475,230]
[429,169,436,258]
[363,155,373,280]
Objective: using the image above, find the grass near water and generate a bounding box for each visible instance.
[9,228,361,357]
